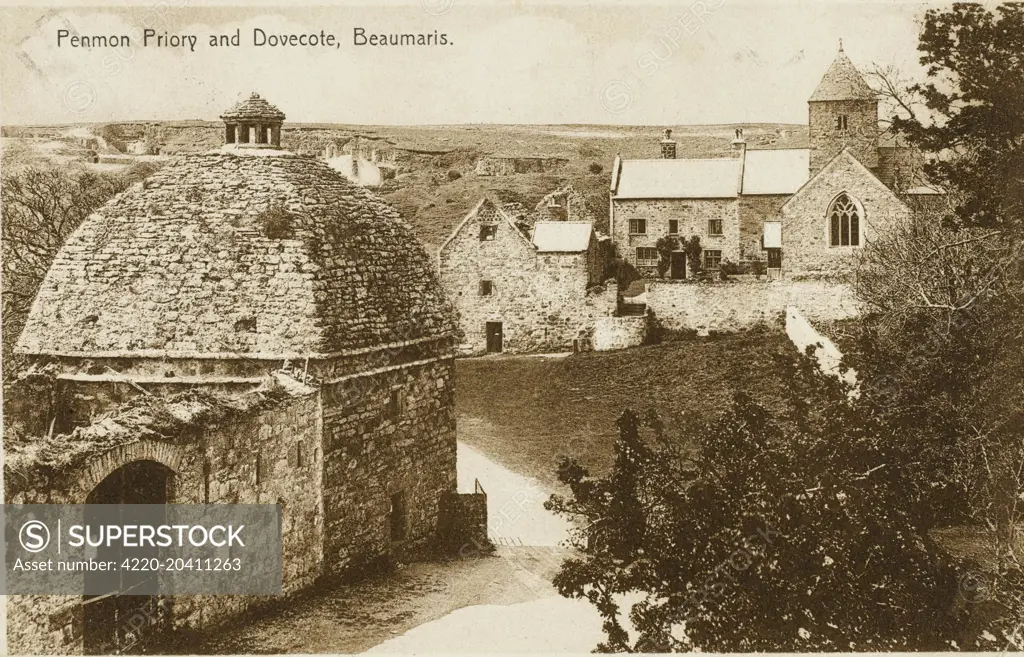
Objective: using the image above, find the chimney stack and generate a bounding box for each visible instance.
[731,127,746,152]
[660,128,677,159]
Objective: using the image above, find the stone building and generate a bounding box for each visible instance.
[438,198,616,355]
[609,43,940,279]
[4,94,481,654]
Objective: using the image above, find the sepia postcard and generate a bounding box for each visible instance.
[1,0,1022,654]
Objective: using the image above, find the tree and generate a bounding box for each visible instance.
[654,236,679,278]
[887,4,1024,232]
[855,7,1024,642]
[546,350,961,651]
[1,162,158,381]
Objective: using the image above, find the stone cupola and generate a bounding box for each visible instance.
[220,92,286,148]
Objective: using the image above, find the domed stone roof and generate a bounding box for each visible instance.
[220,92,286,122]
[16,151,455,359]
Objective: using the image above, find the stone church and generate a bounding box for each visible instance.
[5,94,482,654]
[610,43,942,279]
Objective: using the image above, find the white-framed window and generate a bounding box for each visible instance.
[629,218,647,235]
[703,249,722,270]
[636,247,658,267]
[828,193,861,247]
[668,219,679,235]
[708,218,723,236]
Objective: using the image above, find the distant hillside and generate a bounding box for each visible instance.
[3,121,807,251]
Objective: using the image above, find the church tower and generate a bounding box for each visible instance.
[808,41,879,174]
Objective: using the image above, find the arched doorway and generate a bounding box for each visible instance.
[83,460,174,655]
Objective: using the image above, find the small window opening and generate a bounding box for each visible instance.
[390,492,407,541]
[479,280,493,296]
[479,225,497,241]
[387,388,406,421]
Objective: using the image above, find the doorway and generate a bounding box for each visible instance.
[670,251,687,280]
[767,248,782,269]
[83,460,174,655]
[485,322,503,354]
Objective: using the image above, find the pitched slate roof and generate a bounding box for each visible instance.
[17,151,455,359]
[809,47,877,102]
[741,149,810,195]
[220,92,286,122]
[614,158,741,199]
[532,222,593,252]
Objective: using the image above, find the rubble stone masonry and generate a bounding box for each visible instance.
[440,203,616,355]
[612,198,740,273]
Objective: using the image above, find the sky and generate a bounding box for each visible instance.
[0,1,946,126]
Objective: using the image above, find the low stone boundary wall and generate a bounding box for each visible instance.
[438,489,491,555]
[593,315,648,351]
[786,306,858,390]
[646,279,861,333]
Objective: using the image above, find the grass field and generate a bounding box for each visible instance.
[455,329,796,489]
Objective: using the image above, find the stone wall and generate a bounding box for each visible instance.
[737,195,788,260]
[611,198,740,274]
[437,491,490,554]
[440,203,617,355]
[5,346,459,654]
[4,389,323,655]
[646,279,861,333]
[593,315,648,351]
[319,356,456,575]
[809,99,879,173]
[781,150,910,277]
[785,307,857,389]
[474,156,567,176]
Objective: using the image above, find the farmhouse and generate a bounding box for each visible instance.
[438,198,617,355]
[5,94,483,654]
[610,43,941,279]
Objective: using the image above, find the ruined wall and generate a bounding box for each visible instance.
[593,315,648,351]
[440,208,617,355]
[319,356,456,575]
[611,198,740,274]
[781,152,910,277]
[474,156,567,176]
[737,195,788,260]
[646,279,861,333]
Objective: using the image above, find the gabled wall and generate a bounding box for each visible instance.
[781,150,910,277]
[439,202,615,354]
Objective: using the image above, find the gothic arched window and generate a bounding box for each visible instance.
[828,193,861,247]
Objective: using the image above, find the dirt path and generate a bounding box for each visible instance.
[193,546,571,654]
[189,441,603,654]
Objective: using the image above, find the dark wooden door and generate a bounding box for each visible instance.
[485,322,503,353]
[670,251,687,279]
[767,248,782,269]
